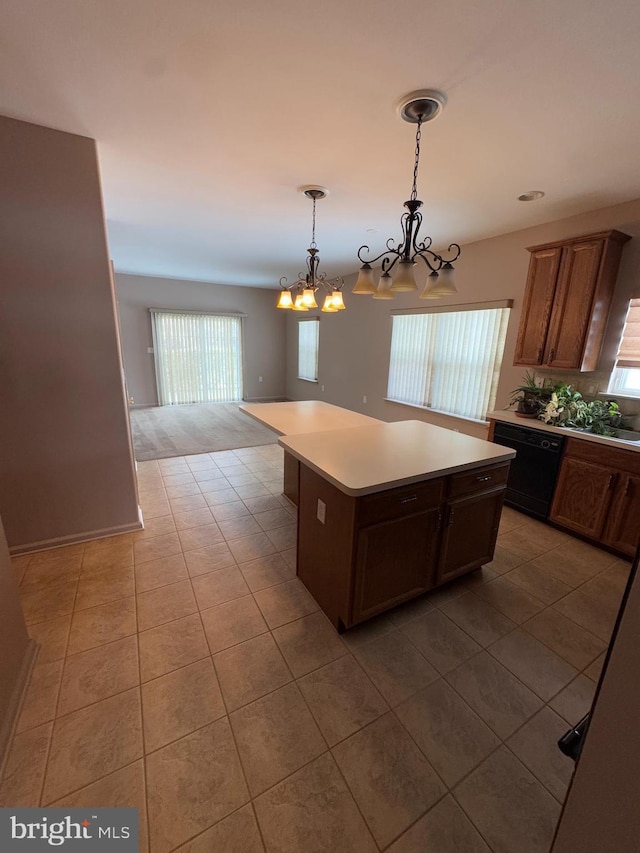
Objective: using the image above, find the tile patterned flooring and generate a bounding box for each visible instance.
[0,444,631,852]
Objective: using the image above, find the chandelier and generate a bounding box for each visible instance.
[276,187,346,313]
[353,90,461,300]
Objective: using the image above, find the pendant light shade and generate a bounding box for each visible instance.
[353,263,377,294]
[277,290,294,309]
[372,270,395,300]
[301,287,318,308]
[391,260,418,292]
[292,293,309,311]
[420,262,457,298]
[321,294,338,312]
[330,290,346,310]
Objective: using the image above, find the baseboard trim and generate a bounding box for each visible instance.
[0,639,38,778]
[9,517,144,556]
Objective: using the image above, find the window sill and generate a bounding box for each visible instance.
[384,398,490,426]
[600,391,640,401]
[297,377,319,383]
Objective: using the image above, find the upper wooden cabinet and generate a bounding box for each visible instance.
[514,230,630,371]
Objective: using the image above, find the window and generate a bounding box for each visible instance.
[298,318,319,382]
[387,302,511,422]
[608,298,640,398]
[151,310,243,405]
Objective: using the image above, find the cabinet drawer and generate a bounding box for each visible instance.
[448,463,510,499]
[357,478,444,527]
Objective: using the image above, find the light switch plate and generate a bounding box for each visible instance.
[317,499,326,524]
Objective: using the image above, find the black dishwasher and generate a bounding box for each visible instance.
[492,421,565,519]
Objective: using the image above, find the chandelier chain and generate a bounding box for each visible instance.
[410,116,423,201]
[310,196,317,249]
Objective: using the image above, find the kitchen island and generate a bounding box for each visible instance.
[240,401,380,504]
[280,419,515,631]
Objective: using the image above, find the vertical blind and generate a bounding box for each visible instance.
[298,319,319,381]
[387,304,511,421]
[151,310,243,405]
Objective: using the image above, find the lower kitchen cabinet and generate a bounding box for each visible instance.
[550,438,640,557]
[438,487,505,585]
[352,507,440,624]
[296,460,509,631]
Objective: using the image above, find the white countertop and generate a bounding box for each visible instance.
[240,400,381,436]
[487,410,640,453]
[279,420,515,496]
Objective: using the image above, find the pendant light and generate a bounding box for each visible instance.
[277,187,345,313]
[353,90,461,299]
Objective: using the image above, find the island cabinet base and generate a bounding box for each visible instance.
[296,460,509,631]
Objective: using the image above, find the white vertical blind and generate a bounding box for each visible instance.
[298,319,319,381]
[387,305,511,421]
[151,311,243,405]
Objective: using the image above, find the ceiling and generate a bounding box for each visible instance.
[2,0,640,288]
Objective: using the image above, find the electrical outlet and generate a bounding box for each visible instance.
[321,384,325,392]
[258,376,263,383]
[363,395,367,404]
[317,499,326,524]
[147,347,154,354]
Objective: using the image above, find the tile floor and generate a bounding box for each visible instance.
[0,444,631,852]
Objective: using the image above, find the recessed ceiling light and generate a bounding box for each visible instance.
[518,190,545,202]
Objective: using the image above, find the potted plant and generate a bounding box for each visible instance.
[510,371,552,417]
[539,384,626,436]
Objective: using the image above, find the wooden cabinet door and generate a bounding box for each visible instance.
[514,247,562,366]
[550,456,616,539]
[352,507,440,624]
[604,474,640,558]
[544,239,604,369]
[437,488,505,585]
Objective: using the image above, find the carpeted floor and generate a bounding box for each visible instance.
[129,403,279,460]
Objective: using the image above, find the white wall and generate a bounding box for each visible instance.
[286,198,640,437]
[0,115,140,552]
[116,274,287,407]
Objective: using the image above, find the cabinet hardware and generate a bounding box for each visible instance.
[624,479,631,497]
[607,474,616,490]
[399,495,417,504]
[536,347,543,362]
[447,507,455,526]
[477,475,492,482]
[549,347,556,361]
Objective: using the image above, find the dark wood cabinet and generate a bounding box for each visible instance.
[550,438,640,557]
[353,508,441,623]
[296,459,509,630]
[514,230,630,371]
[438,488,505,585]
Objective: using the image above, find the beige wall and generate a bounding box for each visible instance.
[286,199,640,436]
[0,516,31,763]
[115,273,287,407]
[552,552,640,852]
[0,116,140,552]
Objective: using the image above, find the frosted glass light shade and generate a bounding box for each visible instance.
[292,294,309,311]
[434,262,457,294]
[330,290,346,310]
[301,287,318,308]
[420,271,441,299]
[321,294,338,312]
[353,264,377,294]
[276,290,293,309]
[372,270,395,300]
[390,260,418,292]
